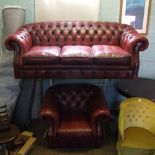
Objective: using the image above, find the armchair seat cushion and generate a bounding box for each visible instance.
[60,45,93,65]
[58,112,92,137]
[23,46,61,65]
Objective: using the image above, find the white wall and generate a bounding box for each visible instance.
[35,0,100,22]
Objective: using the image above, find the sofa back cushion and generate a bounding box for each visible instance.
[23,21,129,47]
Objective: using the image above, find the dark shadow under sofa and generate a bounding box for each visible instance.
[5,21,149,79]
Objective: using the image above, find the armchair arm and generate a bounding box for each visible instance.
[121,27,149,53]
[39,103,59,127]
[89,95,111,135]
[39,103,60,137]
[5,28,32,54]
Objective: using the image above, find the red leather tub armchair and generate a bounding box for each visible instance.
[5,21,149,79]
[40,84,111,148]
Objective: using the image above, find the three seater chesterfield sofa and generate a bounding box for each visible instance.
[5,21,149,79]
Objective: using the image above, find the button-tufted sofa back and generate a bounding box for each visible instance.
[22,21,129,47]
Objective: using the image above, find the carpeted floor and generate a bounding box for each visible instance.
[29,143,116,155]
[27,119,118,155]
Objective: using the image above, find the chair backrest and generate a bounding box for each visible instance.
[52,84,100,112]
[119,97,155,140]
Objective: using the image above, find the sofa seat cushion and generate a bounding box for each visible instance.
[57,112,92,137]
[23,46,61,65]
[60,46,93,65]
[92,45,131,65]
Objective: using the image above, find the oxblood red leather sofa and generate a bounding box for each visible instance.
[5,21,149,79]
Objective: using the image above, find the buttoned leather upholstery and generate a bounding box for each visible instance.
[5,21,149,79]
[40,84,111,148]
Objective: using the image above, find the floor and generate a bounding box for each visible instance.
[27,118,118,155]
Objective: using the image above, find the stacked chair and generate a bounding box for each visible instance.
[117,97,155,155]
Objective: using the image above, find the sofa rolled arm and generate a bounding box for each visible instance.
[5,28,32,53]
[121,27,149,53]
[89,95,111,135]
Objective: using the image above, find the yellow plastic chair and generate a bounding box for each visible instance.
[117,97,155,155]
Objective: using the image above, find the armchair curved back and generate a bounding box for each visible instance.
[46,84,101,112]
